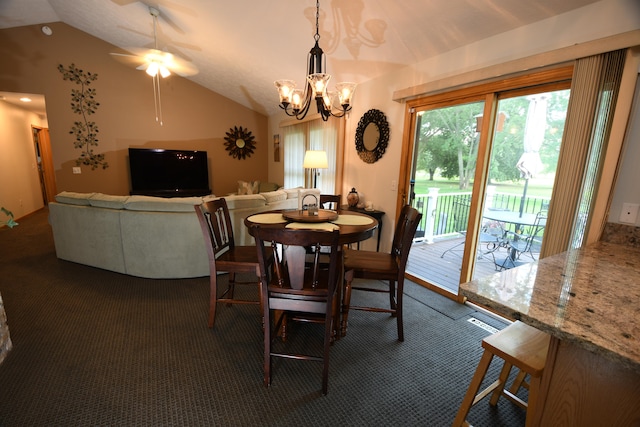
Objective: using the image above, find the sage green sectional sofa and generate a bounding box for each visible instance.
[48,188,319,279]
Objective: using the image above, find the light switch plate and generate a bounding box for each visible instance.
[72,167,81,174]
[619,203,639,224]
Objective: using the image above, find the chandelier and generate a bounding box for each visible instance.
[274,0,356,121]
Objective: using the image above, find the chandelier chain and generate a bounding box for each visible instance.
[314,0,320,42]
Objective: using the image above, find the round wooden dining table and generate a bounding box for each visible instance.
[245,208,378,341]
[244,209,378,245]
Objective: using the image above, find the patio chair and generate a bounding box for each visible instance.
[497,211,547,270]
[440,195,506,262]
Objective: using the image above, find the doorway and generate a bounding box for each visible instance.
[398,68,573,300]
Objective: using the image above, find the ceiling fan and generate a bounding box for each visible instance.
[110,6,198,124]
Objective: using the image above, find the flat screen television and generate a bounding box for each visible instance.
[128,148,211,197]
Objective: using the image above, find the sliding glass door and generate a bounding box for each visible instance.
[406,100,485,294]
[400,70,572,298]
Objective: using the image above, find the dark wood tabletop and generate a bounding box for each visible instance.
[244,209,378,245]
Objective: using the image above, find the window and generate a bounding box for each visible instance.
[282,117,339,193]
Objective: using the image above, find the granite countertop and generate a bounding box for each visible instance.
[460,241,640,374]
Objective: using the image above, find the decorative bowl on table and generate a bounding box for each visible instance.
[282,209,339,223]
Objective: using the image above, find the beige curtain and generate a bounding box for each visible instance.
[282,118,338,192]
[309,117,338,194]
[283,122,308,188]
[541,49,626,257]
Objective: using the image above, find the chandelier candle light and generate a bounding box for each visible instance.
[275,0,356,121]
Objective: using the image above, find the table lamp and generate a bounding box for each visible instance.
[303,150,328,189]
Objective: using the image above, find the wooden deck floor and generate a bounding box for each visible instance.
[406,237,513,294]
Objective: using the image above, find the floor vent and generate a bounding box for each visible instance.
[467,317,499,334]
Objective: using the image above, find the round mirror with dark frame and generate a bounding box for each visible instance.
[355,109,389,164]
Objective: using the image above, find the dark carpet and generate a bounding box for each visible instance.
[0,208,526,426]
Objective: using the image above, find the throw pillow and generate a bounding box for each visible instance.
[258,181,280,193]
[237,180,260,195]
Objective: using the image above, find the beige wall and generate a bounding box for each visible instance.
[0,22,268,207]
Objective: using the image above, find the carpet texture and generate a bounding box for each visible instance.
[0,208,527,426]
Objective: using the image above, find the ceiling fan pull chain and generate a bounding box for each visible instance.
[152,74,163,126]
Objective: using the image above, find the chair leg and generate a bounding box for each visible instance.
[341,271,354,337]
[208,274,218,328]
[452,350,495,427]
[322,306,333,395]
[263,307,272,388]
[331,296,340,342]
[388,280,397,315]
[396,279,404,342]
[525,375,542,427]
[489,361,513,406]
[508,369,528,396]
[226,272,236,306]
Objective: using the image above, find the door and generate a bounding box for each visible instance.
[398,69,572,299]
[32,127,56,204]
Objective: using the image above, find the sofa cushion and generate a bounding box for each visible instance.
[55,191,95,206]
[258,181,280,193]
[223,194,266,210]
[261,190,287,204]
[284,187,303,199]
[124,195,203,212]
[88,193,128,209]
[237,180,260,195]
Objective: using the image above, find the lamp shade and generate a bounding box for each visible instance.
[303,150,328,169]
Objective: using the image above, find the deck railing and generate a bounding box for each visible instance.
[412,188,550,243]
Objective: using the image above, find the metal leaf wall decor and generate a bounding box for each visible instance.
[58,63,108,170]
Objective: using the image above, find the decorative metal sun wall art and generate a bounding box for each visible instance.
[224,126,256,159]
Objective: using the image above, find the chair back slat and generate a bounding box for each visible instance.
[319,194,341,210]
[194,197,262,329]
[391,205,423,266]
[197,199,236,262]
[253,226,340,296]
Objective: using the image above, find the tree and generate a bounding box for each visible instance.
[413,89,570,188]
[416,102,482,189]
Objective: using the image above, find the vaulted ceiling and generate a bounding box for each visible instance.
[1,0,601,117]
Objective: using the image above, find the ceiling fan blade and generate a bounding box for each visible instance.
[165,55,199,77]
[110,51,147,68]
[111,48,197,76]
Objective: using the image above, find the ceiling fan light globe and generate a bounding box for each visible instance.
[146,62,159,77]
[159,66,171,78]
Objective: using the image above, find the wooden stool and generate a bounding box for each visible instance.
[452,321,550,427]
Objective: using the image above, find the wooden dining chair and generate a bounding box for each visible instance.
[195,198,265,328]
[341,204,422,341]
[319,194,341,210]
[252,224,341,395]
